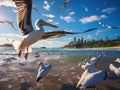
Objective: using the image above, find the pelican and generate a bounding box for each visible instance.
[114,58,120,63]
[57,0,70,13]
[12,0,99,60]
[36,61,52,81]
[76,70,107,90]
[0,20,16,30]
[12,0,58,59]
[109,64,120,77]
[77,62,97,88]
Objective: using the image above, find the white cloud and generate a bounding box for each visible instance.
[0,0,16,7]
[0,33,22,39]
[60,15,75,23]
[0,38,11,45]
[79,15,107,24]
[42,13,55,18]
[86,35,92,40]
[46,19,59,25]
[102,7,116,13]
[43,1,50,11]
[47,19,53,23]
[68,11,75,16]
[12,8,17,13]
[54,22,59,25]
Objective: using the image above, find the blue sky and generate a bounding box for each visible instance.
[0,0,120,48]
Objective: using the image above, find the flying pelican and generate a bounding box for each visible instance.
[114,58,120,63]
[12,0,58,59]
[109,64,120,77]
[36,61,52,81]
[76,70,107,90]
[12,0,98,60]
[0,20,16,30]
[57,0,70,13]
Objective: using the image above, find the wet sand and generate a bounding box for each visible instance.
[0,57,120,90]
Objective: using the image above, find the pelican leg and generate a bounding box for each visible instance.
[18,45,22,57]
[18,50,22,57]
[95,87,100,90]
[24,47,28,60]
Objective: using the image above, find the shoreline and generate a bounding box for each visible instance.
[63,46,120,50]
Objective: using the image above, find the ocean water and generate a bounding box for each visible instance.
[0,47,120,62]
[0,47,120,90]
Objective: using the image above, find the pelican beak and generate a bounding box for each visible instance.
[42,20,58,28]
[114,59,118,63]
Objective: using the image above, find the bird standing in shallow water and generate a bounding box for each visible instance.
[36,61,52,81]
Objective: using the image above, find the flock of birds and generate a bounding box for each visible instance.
[35,53,120,90]
[76,54,120,90]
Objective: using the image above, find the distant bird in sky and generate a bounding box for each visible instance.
[36,61,52,81]
[109,64,120,77]
[57,0,70,13]
[98,21,120,30]
[0,20,16,31]
[32,7,38,12]
[106,25,120,29]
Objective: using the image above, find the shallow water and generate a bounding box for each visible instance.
[0,47,120,90]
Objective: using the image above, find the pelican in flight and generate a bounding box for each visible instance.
[12,0,59,59]
[36,61,52,81]
[12,0,98,60]
[57,0,70,13]
[0,20,16,30]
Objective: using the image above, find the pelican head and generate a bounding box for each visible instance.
[35,19,58,29]
[114,58,120,63]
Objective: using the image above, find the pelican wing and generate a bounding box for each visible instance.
[80,28,97,34]
[13,0,33,35]
[41,31,78,40]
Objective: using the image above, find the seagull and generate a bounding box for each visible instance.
[0,20,16,30]
[12,0,58,60]
[76,70,107,90]
[98,21,120,30]
[36,61,52,81]
[109,64,120,77]
[57,0,70,13]
[106,25,120,29]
